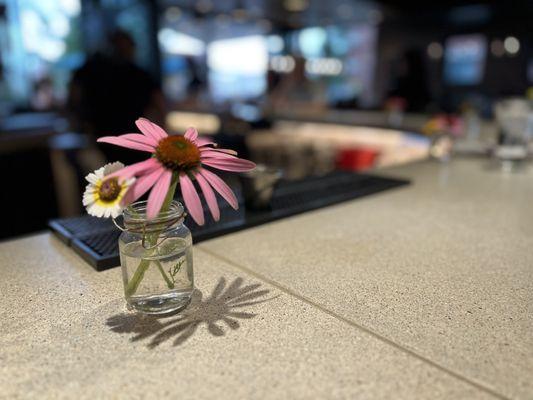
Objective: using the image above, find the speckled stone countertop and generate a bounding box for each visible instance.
[1,159,532,399]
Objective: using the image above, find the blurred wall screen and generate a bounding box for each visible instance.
[207,35,267,102]
[444,34,487,86]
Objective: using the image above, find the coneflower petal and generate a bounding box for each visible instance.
[198,168,238,210]
[107,158,161,181]
[147,169,173,220]
[136,118,168,141]
[98,136,155,152]
[200,150,239,160]
[119,133,159,148]
[184,127,198,141]
[201,158,256,172]
[194,171,220,221]
[197,138,216,147]
[200,147,238,156]
[121,167,164,206]
[179,173,205,225]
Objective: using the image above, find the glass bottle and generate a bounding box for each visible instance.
[118,200,193,315]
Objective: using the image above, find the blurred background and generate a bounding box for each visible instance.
[1,0,532,239]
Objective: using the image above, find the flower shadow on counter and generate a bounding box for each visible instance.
[106,277,276,348]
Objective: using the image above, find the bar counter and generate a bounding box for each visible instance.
[1,158,531,399]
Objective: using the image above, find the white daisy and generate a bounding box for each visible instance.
[83,162,135,218]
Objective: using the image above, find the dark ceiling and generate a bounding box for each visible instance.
[159,0,533,32]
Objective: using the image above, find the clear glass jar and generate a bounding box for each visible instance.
[118,200,194,315]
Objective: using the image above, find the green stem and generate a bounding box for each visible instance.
[155,260,175,289]
[125,259,150,297]
[124,174,179,297]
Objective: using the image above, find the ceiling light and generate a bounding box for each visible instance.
[164,7,181,22]
[270,55,295,73]
[284,0,308,12]
[195,0,213,14]
[427,42,443,60]
[504,36,520,55]
[490,39,505,57]
[232,8,248,21]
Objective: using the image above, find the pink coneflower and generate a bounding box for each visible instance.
[98,118,255,225]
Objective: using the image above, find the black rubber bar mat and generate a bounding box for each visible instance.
[49,171,409,271]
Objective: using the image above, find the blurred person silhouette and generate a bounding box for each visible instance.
[179,56,206,108]
[269,57,327,113]
[31,76,58,111]
[67,29,165,164]
[388,49,430,112]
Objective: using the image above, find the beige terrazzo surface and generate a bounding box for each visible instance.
[200,159,533,400]
[0,234,497,399]
[1,158,532,399]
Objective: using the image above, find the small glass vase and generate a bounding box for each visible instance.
[118,200,194,315]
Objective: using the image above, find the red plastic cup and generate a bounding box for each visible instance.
[336,148,379,171]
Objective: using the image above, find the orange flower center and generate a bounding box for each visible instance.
[99,178,121,202]
[155,136,201,172]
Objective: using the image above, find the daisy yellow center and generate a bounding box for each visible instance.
[155,136,201,171]
[98,178,121,202]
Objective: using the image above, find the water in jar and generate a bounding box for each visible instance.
[120,237,193,314]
